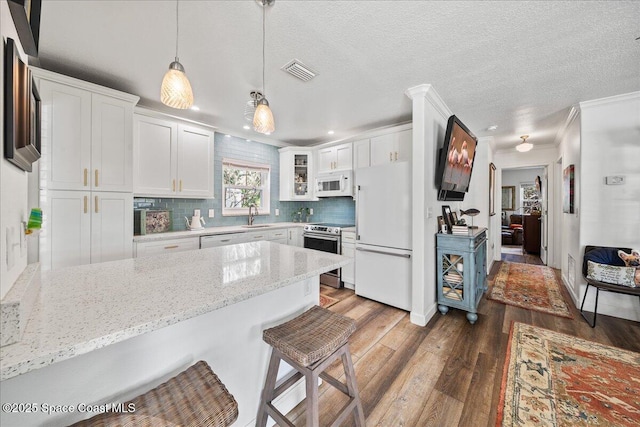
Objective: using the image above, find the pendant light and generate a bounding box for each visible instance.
[253,0,275,134]
[515,135,533,152]
[161,0,194,109]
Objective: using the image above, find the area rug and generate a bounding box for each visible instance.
[319,294,339,309]
[497,322,640,426]
[489,262,572,318]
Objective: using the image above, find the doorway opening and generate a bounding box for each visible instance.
[500,166,546,265]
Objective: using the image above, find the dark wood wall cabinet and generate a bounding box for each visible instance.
[523,215,541,254]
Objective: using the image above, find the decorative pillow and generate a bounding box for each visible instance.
[584,247,626,267]
[587,261,636,287]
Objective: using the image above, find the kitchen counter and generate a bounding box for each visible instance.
[1,241,348,426]
[0,241,347,381]
[133,221,307,242]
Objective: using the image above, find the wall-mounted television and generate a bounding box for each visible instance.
[435,115,478,201]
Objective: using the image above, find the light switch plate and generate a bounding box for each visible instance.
[208,209,214,218]
[310,208,313,215]
[275,208,279,216]
[194,209,201,216]
[605,175,625,185]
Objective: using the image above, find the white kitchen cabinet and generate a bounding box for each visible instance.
[288,227,303,247]
[41,190,132,270]
[279,147,315,201]
[353,139,371,170]
[317,142,352,174]
[34,70,138,193]
[341,231,356,289]
[370,129,412,166]
[135,237,200,258]
[133,112,214,199]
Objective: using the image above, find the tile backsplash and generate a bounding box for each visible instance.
[135,133,356,231]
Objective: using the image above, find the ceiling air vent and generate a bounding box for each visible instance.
[281,59,317,82]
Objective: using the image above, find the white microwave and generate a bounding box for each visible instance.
[315,171,353,197]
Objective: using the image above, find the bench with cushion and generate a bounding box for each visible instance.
[580,245,640,327]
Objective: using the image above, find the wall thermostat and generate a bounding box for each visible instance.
[605,175,625,185]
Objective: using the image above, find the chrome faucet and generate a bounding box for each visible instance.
[248,204,258,226]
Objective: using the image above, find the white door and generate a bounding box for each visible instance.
[38,80,92,191]
[42,190,91,270]
[334,143,353,171]
[317,147,335,173]
[91,192,133,264]
[91,94,133,192]
[352,139,370,169]
[540,167,549,265]
[177,125,214,198]
[133,115,177,196]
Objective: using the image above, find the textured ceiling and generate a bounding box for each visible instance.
[36,1,640,149]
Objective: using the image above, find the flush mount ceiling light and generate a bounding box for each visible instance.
[516,135,533,152]
[160,0,194,109]
[253,0,275,134]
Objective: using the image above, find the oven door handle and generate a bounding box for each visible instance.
[304,234,340,242]
[356,247,411,259]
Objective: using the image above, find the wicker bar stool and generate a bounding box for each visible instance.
[256,305,365,427]
[71,361,238,427]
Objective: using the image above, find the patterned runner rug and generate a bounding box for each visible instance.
[489,262,572,318]
[497,322,640,426]
[319,294,339,309]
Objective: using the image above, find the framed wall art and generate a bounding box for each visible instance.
[489,162,496,216]
[563,164,575,213]
[7,0,42,57]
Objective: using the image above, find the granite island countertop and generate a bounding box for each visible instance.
[0,241,349,380]
[133,221,307,242]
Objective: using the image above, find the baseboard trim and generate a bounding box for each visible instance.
[410,303,437,327]
[245,377,306,427]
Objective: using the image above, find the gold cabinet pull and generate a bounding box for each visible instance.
[95,169,99,187]
[395,151,398,161]
[389,152,393,162]
[172,179,176,192]
[164,245,179,249]
[84,196,88,213]
[84,168,88,186]
[95,196,99,213]
[179,179,183,191]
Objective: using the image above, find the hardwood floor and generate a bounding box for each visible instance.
[285,261,640,426]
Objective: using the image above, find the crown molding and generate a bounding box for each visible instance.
[405,84,453,121]
[579,90,640,110]
[552,105,581,146]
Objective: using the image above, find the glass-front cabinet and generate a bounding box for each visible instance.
[279,147,315,201]
[436,228,487,324]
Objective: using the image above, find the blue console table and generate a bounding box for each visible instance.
[436,228,488,324]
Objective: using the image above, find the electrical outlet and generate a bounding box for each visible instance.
[194,209,201,217]
[208,209,214,218]
[309,208,313,215]
[275,208,279,216]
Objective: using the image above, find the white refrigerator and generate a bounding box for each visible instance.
[355,162,412,311]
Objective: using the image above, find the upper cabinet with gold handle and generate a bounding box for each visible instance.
[172,179,176,192]
[179,180,183,192]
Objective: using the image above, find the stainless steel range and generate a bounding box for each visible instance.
[303,223,354,288]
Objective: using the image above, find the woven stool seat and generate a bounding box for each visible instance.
[263,305,356,367]
[72,361,238,427]
[258,305,364,427]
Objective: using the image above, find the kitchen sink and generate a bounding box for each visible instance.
[241,224,271,228]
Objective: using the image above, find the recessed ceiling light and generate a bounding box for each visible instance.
[243,125,250,130]
[328,130,335,135]
[225,134,231,138]
[487,125,498,131]
[246,139,251,142]
[265,132,271,135]
[190,105,200,111]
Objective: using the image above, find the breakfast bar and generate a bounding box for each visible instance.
[0,242,349,426]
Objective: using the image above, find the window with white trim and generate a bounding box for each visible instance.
[520,182,540,214]
[222,159,271,216]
